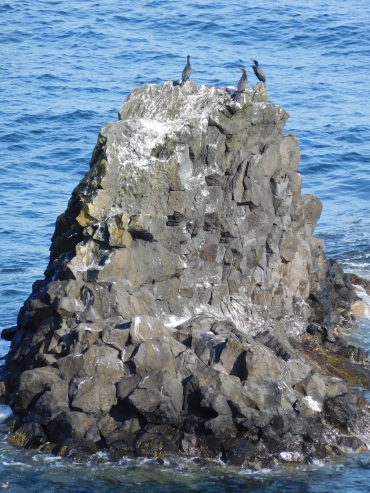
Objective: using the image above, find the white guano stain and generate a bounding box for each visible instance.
[303,395,322,412]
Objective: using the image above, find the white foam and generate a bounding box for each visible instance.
[2,461,32,467]
[352,285,370,318]
[0,404,12,423]
[279,451,303,462]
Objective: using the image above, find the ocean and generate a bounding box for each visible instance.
[1,0,370,490]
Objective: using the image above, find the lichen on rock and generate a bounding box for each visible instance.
[1,81,370,467]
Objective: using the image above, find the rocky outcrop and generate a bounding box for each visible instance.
[1,81,369,467]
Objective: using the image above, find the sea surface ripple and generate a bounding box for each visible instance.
[0,0,370,491]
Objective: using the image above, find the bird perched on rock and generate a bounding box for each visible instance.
[236,68,248,94]
[181,55,192,86]
[252,60,266,84]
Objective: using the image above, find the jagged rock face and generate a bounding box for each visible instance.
[1,82,367,466]
[48,81,324,327]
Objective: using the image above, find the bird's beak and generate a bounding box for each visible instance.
[239,69,243,72]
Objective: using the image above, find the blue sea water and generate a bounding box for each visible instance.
[1,0,370,490]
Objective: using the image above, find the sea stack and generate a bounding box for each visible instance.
[1,81,369,467]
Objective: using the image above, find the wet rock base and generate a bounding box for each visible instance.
[4,312,370,468]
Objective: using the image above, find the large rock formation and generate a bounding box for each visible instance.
[1,81,369,467]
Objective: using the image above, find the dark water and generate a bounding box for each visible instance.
[1,0,370,490]
[0,431,370,493]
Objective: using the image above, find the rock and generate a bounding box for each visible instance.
[70,379,117,416]
[294,396,322,418]
[0,382,6,403]
[125,370,182,424]
[24,380,69,425]
[253,330,292,361]
[200,386,232,417]
[2,80,369,468]
[129,338,174,376]
[13,367,62,413]
[127,389,168,417]
[244,344,283,382]
[223,438,266,467]
[349,273,370,296]
[322,393,359,430]
[1,326,17,341]
[293,371,327,402]
[116,375,141,400]
[203,415,237,437]
[336,435,364,451]
[129,315,170,343]
[54,296,85,318]
[73,324,101,346]
[137,368,183,414]
[8,422,48,449]
[45,280,81,304]
[134,424,180,457]
[120,414,142,434]
[324,377,348,398]
[101,325,130,350]
[47,411,96,442]
[105,430,137,453]
[285,358,312,385]
[55,438,99,462]
[57,343,124,383]
[97,409,123,437]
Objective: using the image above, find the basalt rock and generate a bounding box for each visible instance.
[1,81,370,467]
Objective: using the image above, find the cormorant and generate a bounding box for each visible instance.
[252,60,266,84]
[181,55,192,85]
[237,68,248,93]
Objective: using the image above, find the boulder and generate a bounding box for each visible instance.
[129,338,175,376]
[116,375,141,400]
[54,296,85,318]
[134,424,180,457]
[13,367,61,413]
[70,379,117,416]
[129,315,170,343]
[1,326,17,341]
[24,380,69,425]
[57,343,124,383]
[47,411,96,442]
[8,422,48,449]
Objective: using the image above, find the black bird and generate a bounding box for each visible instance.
[181,55,192,85]
[252,60,266,84]
[237,68,248,94]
